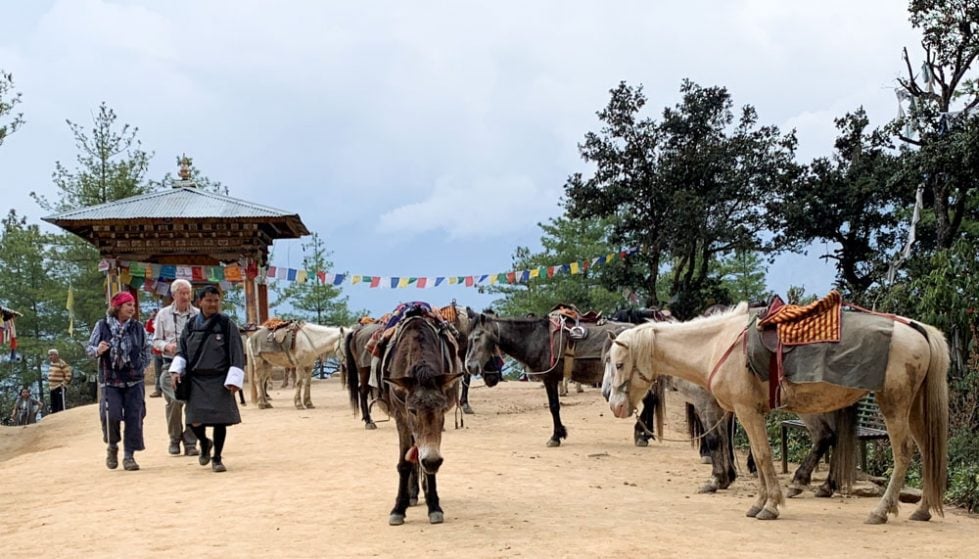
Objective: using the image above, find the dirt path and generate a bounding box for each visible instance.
[1,379,976,558]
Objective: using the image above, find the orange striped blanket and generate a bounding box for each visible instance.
[757,291,842,346]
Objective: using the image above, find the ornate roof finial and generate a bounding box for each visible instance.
[178,154,192,180]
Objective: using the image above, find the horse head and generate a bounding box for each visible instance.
[464,311,504,387]
[385,318,464,475]
[606,327,656,419]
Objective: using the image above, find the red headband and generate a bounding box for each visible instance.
[111,292,135,307]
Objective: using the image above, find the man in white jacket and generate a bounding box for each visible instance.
[152,279,200,456]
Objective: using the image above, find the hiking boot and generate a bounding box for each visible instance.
[106,447,119,470]
[168,442,181,455]
[211,458,226,473]
[123,457,140,471]
[199,438,212,466]
[184,444,199,457]
[149,390,162,398]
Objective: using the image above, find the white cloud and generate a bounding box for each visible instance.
[376,175,561,239]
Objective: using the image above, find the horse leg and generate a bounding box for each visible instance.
[544,378,567,447]
[424,472,444,524]
[559,378,568,397]
[408,462,420,507]
[789,417,835,498]
[736,406,783,520]
[460,373,474,415]
[258,367,273,409]
[634,391,656,447]
[389,424,414,525]
[359,368,377,430]
[865,402,914,524]
[303,368,314,408]
[281,368,291,389]
[575,381,583,393]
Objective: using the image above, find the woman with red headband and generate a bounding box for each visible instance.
[86,290,150,471]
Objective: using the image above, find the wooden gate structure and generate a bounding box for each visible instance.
[42,160,308,324]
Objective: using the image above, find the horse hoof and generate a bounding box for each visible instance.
[700,456,712,465]
[462,404,474,415]
[546,438,562,448]
[864,513,888,525]
[259,403,272,409]
[786,487,804,498]
[294,405,304,410]
[634,438,649,448]
[409,497,419,507]
[305,404,315,409]
[365,423,378,430]
[696,484,718,494]
[814,486,834,498]
[389,514,405,526]
[429,511,444,524]
[755,508,779,520]
[745,505,762,517]
[910,510,932,522]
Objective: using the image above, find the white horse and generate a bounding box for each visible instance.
[247,323,346,409]
[607,302,949,524]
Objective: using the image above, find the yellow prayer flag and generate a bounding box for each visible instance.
[296,270,308,284]
[530,269,540,279]
[398,277,410,288]
[569,262,580,274]
[448,277,458,285]
[352,275,362,285]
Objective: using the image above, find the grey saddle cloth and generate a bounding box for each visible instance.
[747,311,895,391]
[567,321,633,360]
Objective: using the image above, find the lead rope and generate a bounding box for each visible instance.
[632,408,730,444]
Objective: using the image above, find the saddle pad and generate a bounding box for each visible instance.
[757,291,842,346]
[570,321,633,360]
[252,327,294,355]
[747,311,895,391]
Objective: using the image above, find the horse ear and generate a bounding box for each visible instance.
[613,339,628,349]
[606,331,617,342]
[385,377,416,393]
[440,372,465,388]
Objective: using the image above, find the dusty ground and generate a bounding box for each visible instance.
[1,378,977,558]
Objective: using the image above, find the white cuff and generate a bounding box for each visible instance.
[168,355,187,374]
[225,366,245,389]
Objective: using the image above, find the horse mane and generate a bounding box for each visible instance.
[631,301,748,335]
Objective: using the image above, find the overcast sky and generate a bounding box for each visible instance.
[0,0,922,316]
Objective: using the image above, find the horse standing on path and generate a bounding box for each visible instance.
[466,310,633,447]
[439,303,501,415]
[375,314,463,525]
[607,302,949,523]
[246,322,345,409]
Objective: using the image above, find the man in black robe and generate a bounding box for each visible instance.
[168,285,245,473]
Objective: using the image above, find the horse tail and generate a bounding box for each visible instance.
[686,402,702,449]
[916,323,950,518]
[344,328,361,414]
[829,403,857,494]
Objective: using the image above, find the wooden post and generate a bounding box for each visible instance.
[258,283,269,324]
[244,278,258,326]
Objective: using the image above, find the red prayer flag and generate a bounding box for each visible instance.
[416,277,427,288]
[370,277,381,288]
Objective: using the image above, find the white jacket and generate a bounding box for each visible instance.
[152,303,200,358]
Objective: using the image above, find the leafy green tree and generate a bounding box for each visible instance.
[775,109,907,294]
[894,0,979,249]
[481,215,632,317]
[32,102,154,335]
[0,211,65,408]
[271,233,354,326]
[0,69,24,147]
[565,81,799,317]
[715,250,769,304]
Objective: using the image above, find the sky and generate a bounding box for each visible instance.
[0,0,923,317]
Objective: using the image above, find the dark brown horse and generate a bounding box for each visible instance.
[465,310,634,447]
[371,314,462,525]
[439,303,502,415]
[342,322,385,429]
